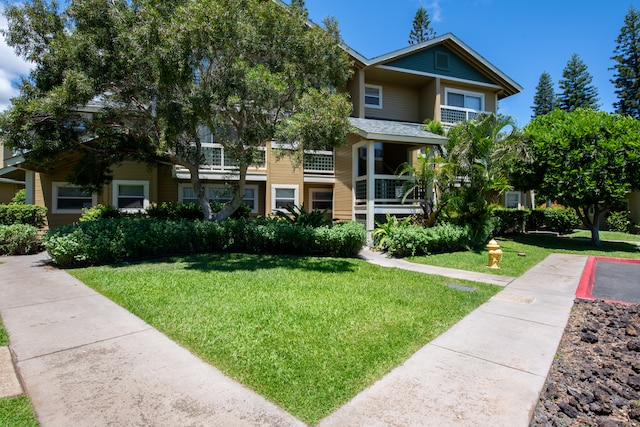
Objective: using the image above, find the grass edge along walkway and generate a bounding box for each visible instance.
[409,233,640,278]
[70,253,501,425]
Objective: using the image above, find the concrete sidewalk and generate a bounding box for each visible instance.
[0,251,587,426]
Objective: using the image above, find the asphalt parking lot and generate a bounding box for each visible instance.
[592,259,640,304]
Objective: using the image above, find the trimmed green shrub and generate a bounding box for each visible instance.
[274,204,333,228]
[0,224,42,255]
[146,202,203,220]
[539,208,581,234]
[0,205,47,228]
[493,209,528,235]
[43,218,366,268]
[79,204,123,221]
[381,223,470,257]
[606,210,631,233]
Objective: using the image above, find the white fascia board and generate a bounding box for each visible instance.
[5,155,25,168]
[352,129,447,146]
[303,176,336,184]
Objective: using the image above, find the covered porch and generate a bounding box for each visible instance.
[348,118,448,232]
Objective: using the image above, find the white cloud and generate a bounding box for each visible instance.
[425,1,443,23]
[0,10,34,111]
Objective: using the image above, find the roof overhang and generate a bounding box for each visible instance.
[349,118,448,145]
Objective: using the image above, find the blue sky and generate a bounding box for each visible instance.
[1,1,639,127]
[300,0,640,126]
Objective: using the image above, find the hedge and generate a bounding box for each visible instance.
[43,218,366,268]
[493,207,581,236]
[0,205,47,228]
[381,223,471,257]
[0,224,42,255]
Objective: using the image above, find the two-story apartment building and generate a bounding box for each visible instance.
[0,33,524,230]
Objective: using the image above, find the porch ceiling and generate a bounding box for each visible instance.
[348,117,448,145]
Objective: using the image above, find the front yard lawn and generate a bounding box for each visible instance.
[70,253,500,425]
[0,396,38,427]
[409,233,640,277]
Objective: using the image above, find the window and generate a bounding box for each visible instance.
[310,189,333,211]
[504,191,521,209]
[445,89,484,111]
[364,85,382,109]
[113,180,149,211]
[52,183,96,213]
[179,184,258,213]
[272,185,299,212]
[435,51,450,70]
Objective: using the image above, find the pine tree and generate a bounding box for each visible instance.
[611,6,640,119]
[531,71,557,117]
[558,53,599,111]
[408,7,436,45]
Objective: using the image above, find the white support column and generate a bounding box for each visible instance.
[366,140,376,233]
[25,170,35,204]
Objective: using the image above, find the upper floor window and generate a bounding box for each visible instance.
[364,85,383,109]
[445,89,484,111]
[504,191,521,209]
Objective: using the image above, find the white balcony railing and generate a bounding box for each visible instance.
[355,175,421,205]
[440,106,488,126]
[303,151,334,174]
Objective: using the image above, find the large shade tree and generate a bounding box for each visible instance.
[611,6,640,119]
[517,109,640,246]
[0,0,353,221]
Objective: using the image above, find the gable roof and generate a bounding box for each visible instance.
[349,33,522,98]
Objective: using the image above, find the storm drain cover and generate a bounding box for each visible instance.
[445,283,476,292]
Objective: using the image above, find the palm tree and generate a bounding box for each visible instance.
[445,113,529,245]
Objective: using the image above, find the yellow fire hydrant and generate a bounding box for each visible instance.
[486,239,503,269]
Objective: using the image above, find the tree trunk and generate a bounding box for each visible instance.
[589,205,602,247]
[212,165,248,222]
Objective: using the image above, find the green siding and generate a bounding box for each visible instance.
[384,46,493,84]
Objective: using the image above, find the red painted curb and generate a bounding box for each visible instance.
[576,256,640,305]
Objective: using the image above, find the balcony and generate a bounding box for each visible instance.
[303,151,334,174]
[440,105,488,127]
[354,175,421,205]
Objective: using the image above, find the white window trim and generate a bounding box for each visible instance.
[112,180,150,212]
[272,184,299,213]
[52,182,97,214]
[504,191,522,210]
[364,84,383,109]
[178,183,259,214]
[444,87,485,111]
[309,188,333,212]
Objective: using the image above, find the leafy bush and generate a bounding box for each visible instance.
[379,222,470,257]
[606,211,631,233]
[146,202,203,220]
[0,224,42,255]
[43,218,365,268]
[0,204,47,228]
[79,204,123,221]
[372,214,412,249]
[493,209,528,235]
[539,207,581,234]
[9,189,26,205]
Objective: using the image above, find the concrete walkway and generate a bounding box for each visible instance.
[0,250,588,426]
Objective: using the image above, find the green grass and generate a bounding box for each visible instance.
[409,233,640,277]
[0,317,8,347]
[0,396,38,427]
[567,229,640,242]
[70,253,501,425]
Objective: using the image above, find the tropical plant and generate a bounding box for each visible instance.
[274,204,332,228]
[444,114,529,246]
